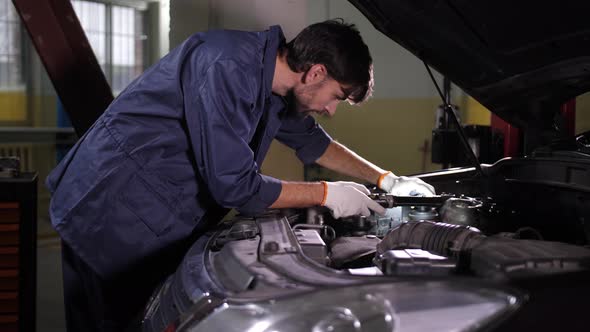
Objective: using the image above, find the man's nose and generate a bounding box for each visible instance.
[324,100,339,116]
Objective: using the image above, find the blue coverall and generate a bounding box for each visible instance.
[46,26,332,331]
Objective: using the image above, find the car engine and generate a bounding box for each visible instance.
[287,193,590,280]
[283,154,590,281]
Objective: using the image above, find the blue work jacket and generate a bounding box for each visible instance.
[46,26,332,278]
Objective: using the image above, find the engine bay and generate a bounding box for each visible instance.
[203,156,590,291]
[244,156,590,283]
[284,190,590,280]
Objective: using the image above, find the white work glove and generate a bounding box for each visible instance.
[321,181,386,219]
[378,172,436,196]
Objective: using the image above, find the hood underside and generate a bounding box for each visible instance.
[349,0,590,129]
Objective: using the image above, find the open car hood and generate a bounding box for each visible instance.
[348,0,590,130]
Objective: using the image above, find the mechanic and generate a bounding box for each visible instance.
[46,20,435,331]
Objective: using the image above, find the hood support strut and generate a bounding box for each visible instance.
[424,61,484,176]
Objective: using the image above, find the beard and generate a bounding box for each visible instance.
[284,90,310,119]
[284,80,325,119]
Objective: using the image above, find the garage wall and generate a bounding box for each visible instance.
[0,90,27,122]
[169,0,209,49]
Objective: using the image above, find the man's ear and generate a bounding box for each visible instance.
[302,64,328,84]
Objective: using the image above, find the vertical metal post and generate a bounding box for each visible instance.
[560,99,576,137]
[491,114,520,157]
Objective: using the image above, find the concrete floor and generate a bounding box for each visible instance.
[36,218,66,332]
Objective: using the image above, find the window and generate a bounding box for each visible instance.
[72,1,107,70]
[72,0,147,94]
[0,0,23,88]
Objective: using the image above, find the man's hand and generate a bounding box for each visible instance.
[322,181,386,219]
[378,172,435,196]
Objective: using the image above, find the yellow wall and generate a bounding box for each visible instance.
[319,98,444,175]
[261,97,446,181]
[31,95,58,127]
[0,91,27,122]
[0,90,58,126]
[262,94,590,182]
[261,141,305,181]
[460,96,491,126]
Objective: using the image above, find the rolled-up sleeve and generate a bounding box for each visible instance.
[275,115,333,165]
[182,57,281,215]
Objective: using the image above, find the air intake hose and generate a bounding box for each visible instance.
[377,221,485,259]
[377,221,590,278]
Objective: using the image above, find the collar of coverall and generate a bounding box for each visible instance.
[264,25,285,102]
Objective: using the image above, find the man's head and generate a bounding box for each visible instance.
[281,19,373,117]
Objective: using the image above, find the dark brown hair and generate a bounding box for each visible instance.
[283,19,373,104]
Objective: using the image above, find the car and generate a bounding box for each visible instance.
[140,1,590,332]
